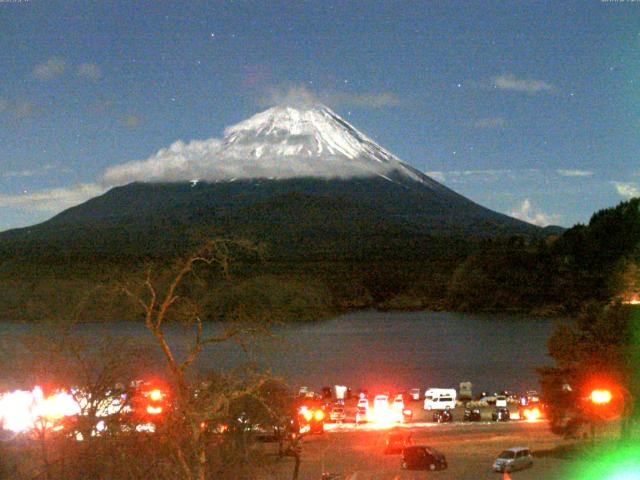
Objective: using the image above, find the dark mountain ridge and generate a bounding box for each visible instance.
[0,175,549,261]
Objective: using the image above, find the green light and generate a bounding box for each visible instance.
[567,442,640,480]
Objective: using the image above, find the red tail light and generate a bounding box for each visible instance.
[149,389,163,402]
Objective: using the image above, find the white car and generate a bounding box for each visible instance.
[493,447,533,473]
[330,407,346,422]
[357,398,369,410]
[392,396,405,411]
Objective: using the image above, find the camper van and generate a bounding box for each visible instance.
[423,388,457,410]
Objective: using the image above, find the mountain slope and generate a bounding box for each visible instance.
[0,105,546,260]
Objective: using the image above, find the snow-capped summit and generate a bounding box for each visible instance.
[220,105,430,183]
[104,105,444,190]
[220,105,424,180]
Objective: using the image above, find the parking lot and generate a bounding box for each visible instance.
[270,420,581,480]
[322,395,526,425]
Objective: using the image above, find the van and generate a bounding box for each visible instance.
[423,388,457,410]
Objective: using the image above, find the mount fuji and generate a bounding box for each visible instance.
[104,104,450,191]
[0,104,551,260]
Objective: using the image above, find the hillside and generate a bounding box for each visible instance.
[0,104,563,322]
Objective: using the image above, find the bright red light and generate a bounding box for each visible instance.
[300,408,313,422]
[149,389,163,401]
[523,407,541,421]
[590,389,612,404]
[0,387,80,433]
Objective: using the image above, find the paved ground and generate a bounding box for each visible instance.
[269,420,582,480]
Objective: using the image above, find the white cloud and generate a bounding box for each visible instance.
[77,63,102,81]
[0,183,106,212]
[473,117,506,129]
[426,171,445,182]
[447,169,513,180]
[33,57,66,80]
[612,181,639,198]
[557,169,594,177]
[492,73,555,94]
[510,199,561,227]
[1,164,69,180]
[261,85,317,108]
[104,139,223,185]
[1,169,36,179]
[260,84,401,110]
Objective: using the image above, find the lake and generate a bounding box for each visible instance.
[0,311,563,395]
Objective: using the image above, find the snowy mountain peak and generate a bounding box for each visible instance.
[222,105,385,160]
[104,104,446,190]
[218,104,429,182]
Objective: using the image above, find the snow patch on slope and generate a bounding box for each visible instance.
[104,105,442,190]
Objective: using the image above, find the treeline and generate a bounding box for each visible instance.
[0,199,637,323]
[0,235,471,323]
[447,198,640,314]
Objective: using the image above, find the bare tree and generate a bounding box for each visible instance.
[123,238,293,480]
[0,330,162,480]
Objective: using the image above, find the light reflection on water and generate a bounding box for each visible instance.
[0,310,563,393]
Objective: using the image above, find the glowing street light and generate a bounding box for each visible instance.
[590,389,612,405]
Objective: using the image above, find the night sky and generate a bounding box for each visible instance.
[1,0,638,231]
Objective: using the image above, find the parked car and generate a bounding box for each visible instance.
[519,402,544,421]
[392,395,405,411]
[384,428,413,454]
[357,398,369,410]
[329,407,346,423]
[463,407,481,421]
[479,394,497,405]
[526,390,540,403]
[433,408,453,423]
[355,406,367,423]
[492,447,533,473]
[401,445,447,471]
[492,407,510,422]
[495,395,507,407]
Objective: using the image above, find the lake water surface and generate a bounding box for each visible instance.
[0,311,563,394]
